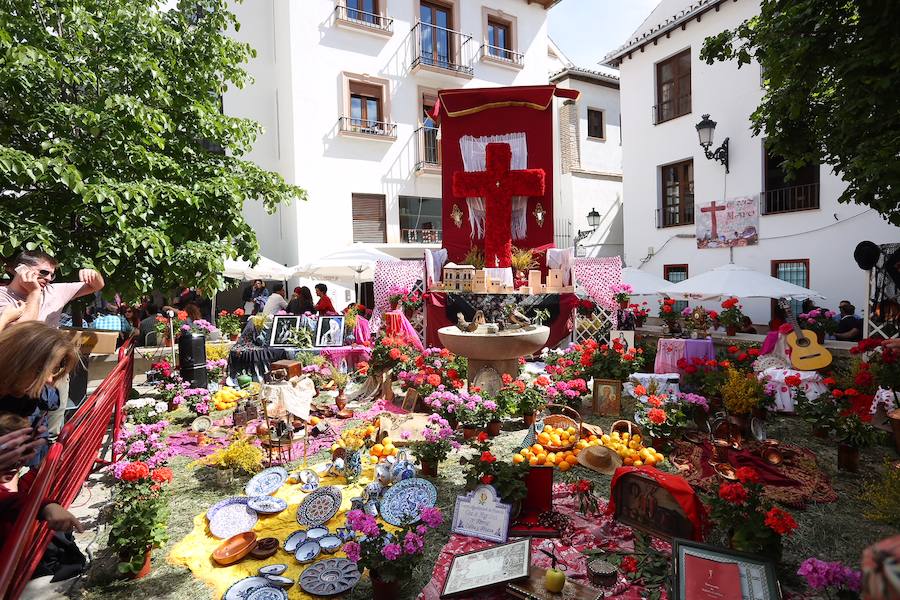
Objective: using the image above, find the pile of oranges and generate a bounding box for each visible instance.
[512,431,606,472]
[369,436,399,462]
[599,431,665,467]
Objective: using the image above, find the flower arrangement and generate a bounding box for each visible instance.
[172,387,211,415]
[460,433,529,505]
[583,338,644,381]
[400,290,423,312]
[611,283,633,305]
[206,358,227,384]
[798,307,837,336]
[154,310,188,340]
[107,461,173,574]
[190,437,263,474]
[387,286,409,308]
[585,532,669,596]
[633,391,687,441]
[182,318,217,336]
[576,298,596,316]
[792,378,840,434]
[628,301,650,324]
[658,298,678,321]
[851,338,900,403]
[124,398,171,425]
[341,507,444,583]
[112,421,171,469]
[568,477,600,515]
[412,414,459,468]
[369,335,414,374]
[535,375,589,408]
[453,392,497,429]
[396,347,466,398]
[707,466,798,556]
[721,368,764,415]
[718,297,745,330]
[677,392,710,413]
[797,558,861,599]
[217,309,244,337]
[724,344,761,372]
[677,356,728,398]
[494,375,543,417]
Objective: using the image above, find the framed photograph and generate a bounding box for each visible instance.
[440,538,531,598]
[592,378,622,416]
[269,316,302,348]
[314,315,345,347]
[611,470,695,540]
[609,329,635,353]
[672,538,781,600]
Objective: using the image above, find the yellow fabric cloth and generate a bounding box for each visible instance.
[168,463,378,599]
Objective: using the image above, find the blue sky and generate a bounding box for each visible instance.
[548,0,660,68]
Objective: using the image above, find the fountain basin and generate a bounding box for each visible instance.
[438,325,550,361]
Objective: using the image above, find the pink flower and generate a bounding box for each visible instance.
[403,531,424,554]
[343,541,361,562]
[420,506,443,528]
[382,543,402,560]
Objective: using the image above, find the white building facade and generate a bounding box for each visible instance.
[606,0,900,323]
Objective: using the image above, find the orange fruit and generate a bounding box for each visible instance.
[372,443,384,456]
[513,454,525,464]
[536,453,547,465]
[537,432,550,445]
[633,460,643,467]
[558,461,571,472]
[532,444,544,454]
[546,452,556,464]
[645,456,657,466]
[623,457,634,466]
[529,456,539,466]
[381,436,392,446]
[391,447,399,456]
[566,455,578,466]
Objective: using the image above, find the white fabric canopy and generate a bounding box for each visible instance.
[299,243,399,281]
[661,263,825,301]
[622,267,672,296]
[223,256,298,280]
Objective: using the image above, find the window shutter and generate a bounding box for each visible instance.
[352,194,387,243]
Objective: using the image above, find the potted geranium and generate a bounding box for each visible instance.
[633,392,687,450]
[719,297,745,336]
[611,283,633,309]
[629,302,650,328]
[791,376,840,437]
[412,414,458,477]
[206,358,227,386]
[387,286,407,311]
[153,310,187,346]
[797,558,862,599]
[395,347,466,409]
[342,507,444,600]
[460,433,529,509]
[400,290,423,319]
[853,338,900,452]
[454,392,495,439]
[834,392,879,472]
[657,298,680,333]
[798,307,837,343]
[708,466,798,560]
[217,309,244,340]
[677,392,710,429]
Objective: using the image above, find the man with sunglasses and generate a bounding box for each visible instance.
[0,250,105,436]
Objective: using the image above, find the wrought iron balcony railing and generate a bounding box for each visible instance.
[334,5,393,33]
[480,44,524,66]
[414,126,440,171]
[401,228,442,244]
[656,205,695,228]
[761,182,820,215]
[338,116,397,139]
[410,21,474,76]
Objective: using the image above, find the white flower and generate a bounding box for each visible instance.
[154,401,169,414]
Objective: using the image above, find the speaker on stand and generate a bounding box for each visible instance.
[178,332,208,389]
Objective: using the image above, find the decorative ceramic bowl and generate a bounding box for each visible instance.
[319,535,342,554]
[259,564,288,576]
[762,446,784,465]
[295,540,321,564]
[298,469,320,492]
[283,530,307,553]
[249,537,280,560]
[248,496,288,515]
[715,463,737,480]
[264,575,294,589]
[306,526,328,540]
[212,532,258,566]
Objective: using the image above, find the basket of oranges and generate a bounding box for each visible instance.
[536,404,582,452]
[610,419,643,439]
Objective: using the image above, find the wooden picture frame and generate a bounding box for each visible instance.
[672,538,782,600]
[314,315,345,347]
[440,538,531,598]
[611,470,694,541]
[269,316,302,348]
[592,378,621,416]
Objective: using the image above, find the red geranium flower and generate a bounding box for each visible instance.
[784,374,801,387]
[480,475,494,485]
[535,375,551,387]
[151,467,174,484]
[718,482,748,504]
[426,374,441,387]
[620,556,638,573]
[389,348,401,360]
[477,431,489,442]
[647,408,667,425]
[747,348,760,356]
[685,365,698,375]
[737,352,748,361]
[764,507,798,536]
[822,377,836,386]
[574,479,591,494]
[728,345,739,354]
[448,369,459,379]
[480,451,497,463]
[121,461,150,482]
[501,373,513,384]
[735,467,759,484]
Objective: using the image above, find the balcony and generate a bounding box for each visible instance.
[334,5,393,36]
[337,116,396,141]
[656,205,694,228]
[479,44,524,69]
[401,228,442,244]
[414,126,440,173]
[761,182,820,215]
[652,100,691,125]
[410,21,474,77]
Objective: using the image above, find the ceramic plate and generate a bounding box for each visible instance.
[751,417,767,441]
[247,496,288,515]
[222,576,270,600]
[263,575,294,588]
[245,466,289,497]
[259,564,287,577]
[306,526,328,540]
[295,540,320,564]
[283,530,307,553]
[209,501,259,540]
[191,416,213,432]
[379,478,437,526]
[299,558,361,597]
[296,486,342,527]
[319,535,342,554]
[246,587,288,600]
[207,496,249,522]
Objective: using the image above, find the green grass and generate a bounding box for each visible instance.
[74,406,896,599]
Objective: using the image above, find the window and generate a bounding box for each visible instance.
[771,259,809,318]
[656,49,691,123]
[349,81,381,128]
[352,194,386,243]
[659,159,694,227]
[340,75,394,138]
[587,108,605,140]
[399,196,442,243]
[417,90,440,169]
[481,8,519,66]
[346,0,377,24]
[420,1,453,68]
[664,264,689,313]
[763,147,820,214]
[487,19,510,57]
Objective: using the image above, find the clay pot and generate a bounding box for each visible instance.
[816,331,826,344]
[370,571,399,600]
[726,325,737,337]
[419,460,437,478]
[389,301,399,311]
[692,406,709,429]
[523,413,536,427]
[618,300,629,309]
[230,334,239,341]
[123,549,152,579]
[487,420,502,437]
[404,308,415,319]
[446,414,458,430]
[889,408,900,454]
[635,316,646,328]
[837,443,860,472]
[462,426,478,440]
[335,391,348,412]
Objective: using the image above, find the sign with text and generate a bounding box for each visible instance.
[696,196,759,249]
[451,485,511,543]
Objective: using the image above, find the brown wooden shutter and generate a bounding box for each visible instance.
[352,193,387,243]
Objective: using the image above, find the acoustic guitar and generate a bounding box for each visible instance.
[780,299,833,371]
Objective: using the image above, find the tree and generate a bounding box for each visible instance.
[0,0,306,296]
[701,0,900,226]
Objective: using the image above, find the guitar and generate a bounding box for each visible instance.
[779,299,833,371]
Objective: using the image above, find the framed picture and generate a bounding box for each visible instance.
[269,316,302,348]
[592,378,621,416]
[672,538,781,600]
[611,470,695,540]
[440,538,531,598]
[314,315,345,347]
[609,329,635,353]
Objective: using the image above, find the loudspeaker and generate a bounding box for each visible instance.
[178,333,207,369]
[854,241,881,270]
[180,365,209,389]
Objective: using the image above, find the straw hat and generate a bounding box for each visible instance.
[577,445,623,475]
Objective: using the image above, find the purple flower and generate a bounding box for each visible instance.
[403,531,424,554]
[483,400,497,411]
[343,541,361,562]
[416,525,428,536]
[400,431,411,440]
[128,440,147,456]
[797,558,861,592]
[381,543,402,560]
[450,440,461,450]
[419,506,443,528]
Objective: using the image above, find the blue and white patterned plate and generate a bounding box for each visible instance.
[245,587,288,600]
[283,530,307,553]
[299,558,361,596]
[209,500,258,539]
[259,564,287,576]
[296,486,342,527]
[295,540,320,564]
[222,576,270,600]
[379,478,437,526]
[245,466,289,497]
[207,496,249,522]
[247,496,288,515]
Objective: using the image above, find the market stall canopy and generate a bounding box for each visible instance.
[622,267,672,296]
[299,244,399,281]
[223,256,298,281]
[661,263,825,301]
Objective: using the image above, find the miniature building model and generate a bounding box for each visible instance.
[442,263,476,292]
[473,270,487,293]
[545,269,564,292]
[528,270,543,293]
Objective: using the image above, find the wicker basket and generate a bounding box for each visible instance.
[610,419,643,439]
[537,404,582,452]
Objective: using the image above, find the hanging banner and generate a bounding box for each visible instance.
[696,196,759,249]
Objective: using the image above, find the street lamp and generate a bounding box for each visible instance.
[696,114,729,173]
[575,207,603,253]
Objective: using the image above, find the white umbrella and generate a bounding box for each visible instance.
[223,255,298,280]
[300,243,399,281]
[662,263,824,301]
[622,267,672,296]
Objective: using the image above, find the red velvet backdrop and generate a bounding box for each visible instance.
[436,85,578,264]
